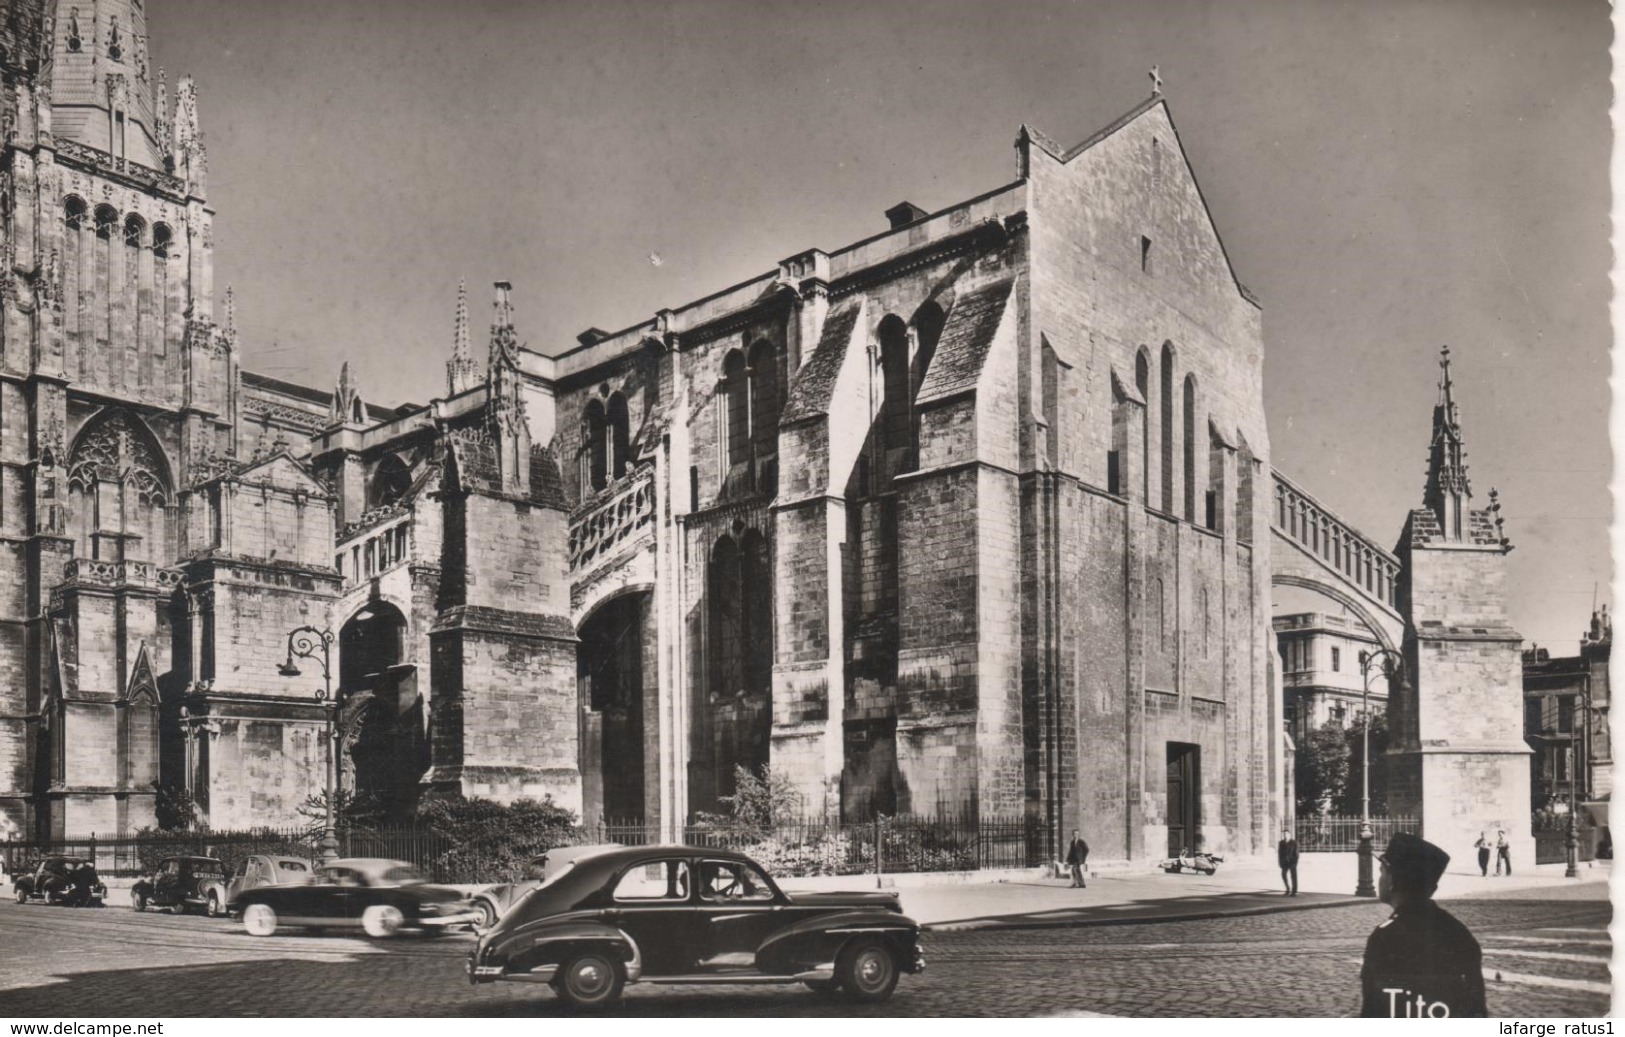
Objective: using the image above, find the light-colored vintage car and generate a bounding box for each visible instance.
[221,854,317,916]
[469,843,621,929]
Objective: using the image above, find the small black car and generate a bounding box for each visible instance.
[131,855,228,915]
[13,856,106,907]
[467,845,924,1007]
[236,857,477,938]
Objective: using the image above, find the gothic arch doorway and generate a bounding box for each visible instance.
[338,601,424,817]
[577,591,652,823]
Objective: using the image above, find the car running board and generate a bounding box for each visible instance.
[641,968,835,986]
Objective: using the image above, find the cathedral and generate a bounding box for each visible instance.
[0,1,1281,860]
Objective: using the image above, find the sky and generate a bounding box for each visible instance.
[141,0,1612,652]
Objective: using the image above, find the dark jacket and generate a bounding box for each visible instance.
[1277,837,1300,868]
[1065,838,1090,866]
[1360,901,1487,1018]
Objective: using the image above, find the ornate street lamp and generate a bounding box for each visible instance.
[1356,647,1408,897]
[278,625,339,864]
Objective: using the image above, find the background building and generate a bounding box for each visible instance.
[1522,609,1611,814]
[1275,610,1384,746]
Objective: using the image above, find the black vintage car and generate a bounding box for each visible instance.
[235,857,477,938]
[13,856,106,907]
[467,845,925,1007]
[131,855,228,915]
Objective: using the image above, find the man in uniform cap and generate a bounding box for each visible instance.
[1359,832,1487,1017]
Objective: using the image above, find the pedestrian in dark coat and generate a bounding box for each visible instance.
[1360,833,1487,1018]
[1277,831,1300,895]
[1065,830,1089,888]
[1473,832,1490,877]
[1494,830,1511,876]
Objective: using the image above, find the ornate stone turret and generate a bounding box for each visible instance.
[330,361,365,428]
[487,281,530,496]
[1392,347,1531,868]
[446,279,479,396]
[171,74,206,195]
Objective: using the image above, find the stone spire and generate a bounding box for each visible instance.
[487,281,530,495]
[446,279,479,396]
[1422,345,1471,540]
[330,361,364,427]
[171,74,207,194]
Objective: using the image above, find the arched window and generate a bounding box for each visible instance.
[1135,350,1151,501]
[747,340,778,462]
[607,392,630,481]
[1160,343,1175,513]
[151,223,172,357]
[907,302,946,472]
[708,536,742,695]
[93,205,117,346]
[1183,374,1197,522]
[65,409,172,562]
[64,198,88,339]
[583,398,607,494]
[722,349,750,475]
[877,315,909,483]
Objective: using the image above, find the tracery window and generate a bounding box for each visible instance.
[707,530,772,699]
[65,410,172,562]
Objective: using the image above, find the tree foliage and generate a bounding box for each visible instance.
[1295,718,1351,817]
[1338,713,1390,815]
[695,764,803,837]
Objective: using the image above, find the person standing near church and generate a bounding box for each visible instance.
[1278,830,1300,895]
[1495,830,1512,876]
[1360,833,1487,1017]
[1065,830,1090,888]
[1474,831,1491,877]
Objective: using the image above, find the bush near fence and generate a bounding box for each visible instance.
[4,814,1052,884]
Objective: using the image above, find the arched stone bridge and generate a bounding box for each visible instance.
[1270,468,1404,651]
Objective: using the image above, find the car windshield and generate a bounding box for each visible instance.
[276,861,310,875]
[380,865,427,885]
[194,861,224,876]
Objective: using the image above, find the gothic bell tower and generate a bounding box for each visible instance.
[1390,347,1532,865]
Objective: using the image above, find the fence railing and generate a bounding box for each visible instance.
[1294,815,1420,852]
[1534,827,1604,865]
[3,814,1053,885]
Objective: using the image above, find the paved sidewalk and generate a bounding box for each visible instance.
[787,853,1612,930]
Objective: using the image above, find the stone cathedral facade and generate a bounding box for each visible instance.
[0,2,1280,860]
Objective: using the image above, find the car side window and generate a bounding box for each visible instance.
[613,860,690,901]
[699,860,774,902]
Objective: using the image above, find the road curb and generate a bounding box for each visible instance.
[923,894,1374,932]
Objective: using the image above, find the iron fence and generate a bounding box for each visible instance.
[3,814,1052,885]
[1294,815,1420,852]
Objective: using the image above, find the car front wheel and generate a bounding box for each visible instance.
[554,951,624,1009]
[837,940,899,1003]
[361,904,405,939]
[472,899,496,929]
[131,891,146,912]
[14,886,26,904]
[242,903,278,937]
[206,892,223,918]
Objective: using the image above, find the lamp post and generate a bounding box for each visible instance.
[1355,647,1408,897]
[278,625,338,864]
[1565,744,1579,878]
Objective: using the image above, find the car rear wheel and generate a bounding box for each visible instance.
[362,904,405,939]
[206,892,223,918]
[554,950,624,1009]
[837,940,899,1003]
[14,886,26,904]
[471,899,496,929]
[131,891,146,912]
[243,903,278,937]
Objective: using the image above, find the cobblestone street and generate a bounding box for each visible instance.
[0,881,1607,1018]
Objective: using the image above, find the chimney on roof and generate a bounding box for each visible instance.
[885,201,930,230]
[577,327,610,347]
